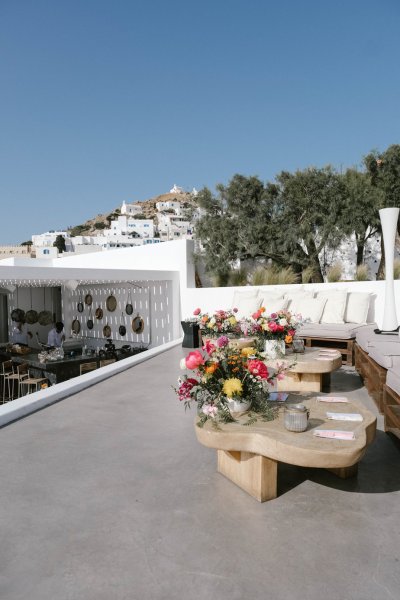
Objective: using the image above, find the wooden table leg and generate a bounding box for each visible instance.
[277,372,322,392]
[217,450,278,502]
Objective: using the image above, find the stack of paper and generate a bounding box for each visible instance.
[313,430,355,440]
[326,412,363,422]
[317,396,349,403]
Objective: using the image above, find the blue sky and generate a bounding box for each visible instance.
[1,0,399,244]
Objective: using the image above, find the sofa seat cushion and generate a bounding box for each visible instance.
[297,322,373,340]
[386,368,400,397]
[368,342,400,369]
[356,325,392,352]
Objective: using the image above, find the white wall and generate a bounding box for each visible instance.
[62,281,174,349]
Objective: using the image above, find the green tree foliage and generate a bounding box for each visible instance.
[53,235,66,253]
[341,169,383,266]
[196,169,349,283]
[94,222,107,229]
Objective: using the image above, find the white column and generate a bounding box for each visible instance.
[379,207,399,331]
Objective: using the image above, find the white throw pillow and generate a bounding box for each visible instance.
[344,292,371,324]
[293,297,327,323]
[317,290,348,324]
[285,290,315,313]
[259,296,288,315]
[232,289,260,318]
[258,290,284,308]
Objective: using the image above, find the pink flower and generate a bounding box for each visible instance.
[252,310,261,320]
[270,313,278,319]
[185,350,205,370]
[247,359,269,379]
[202,404,218,417]
[216,335,229,348]
[193,307,201,316]
[233,307,238,313]
[203,339,216,355]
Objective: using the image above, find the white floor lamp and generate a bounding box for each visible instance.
[377,207,399,334]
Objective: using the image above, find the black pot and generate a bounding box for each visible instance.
[181,321,200,348]
[119,324,127,336]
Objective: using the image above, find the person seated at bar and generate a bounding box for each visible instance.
[47,322,65,348]
[11,322,32,346]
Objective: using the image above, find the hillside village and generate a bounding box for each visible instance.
[19,185,202,258]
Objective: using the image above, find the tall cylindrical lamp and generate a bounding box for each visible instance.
[380,207,399,332]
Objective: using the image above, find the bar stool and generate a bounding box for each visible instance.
[19,370,48,396]
[1,361,19,403]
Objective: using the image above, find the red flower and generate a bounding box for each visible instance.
[247,359,269,379]
[193,307,201,316]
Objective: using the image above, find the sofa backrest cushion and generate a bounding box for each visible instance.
[344,292,371,324]
[317,290,348,324]
[294,297,327,323]
[259,296,288,315]
[232,289,260,318]
[284,290,315,314]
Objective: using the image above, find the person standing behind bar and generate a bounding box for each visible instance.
[11,322,32,346]
[47,322,65,348]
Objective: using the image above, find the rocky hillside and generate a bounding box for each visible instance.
[67,191,195,237]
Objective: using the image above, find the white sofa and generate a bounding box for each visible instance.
[232,286,376,366]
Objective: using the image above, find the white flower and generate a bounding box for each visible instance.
[279,318,288,326]
[209,317,216,326]
[180,358,187,370]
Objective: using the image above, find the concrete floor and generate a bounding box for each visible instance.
[0,345,399,600]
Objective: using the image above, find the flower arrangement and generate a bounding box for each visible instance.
[175,335,286,428]
[192,307,245,338]
[249,307,300,344]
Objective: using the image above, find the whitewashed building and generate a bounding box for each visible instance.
[120,201,143,216]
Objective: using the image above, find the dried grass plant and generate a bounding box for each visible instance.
[355,264,370,281]
[326,262,343,283]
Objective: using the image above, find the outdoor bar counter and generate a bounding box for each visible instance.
[0,347,146,385]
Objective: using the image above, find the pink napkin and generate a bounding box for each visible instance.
[313,430,355,440]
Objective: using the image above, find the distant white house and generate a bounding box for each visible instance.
[109,215,155,238]
[120,201,143,216]
[169,184,185,194]
[155,200,183,214]
[32,231,73,251]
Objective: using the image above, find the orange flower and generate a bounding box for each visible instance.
[285,335,293,344]
[260,307,266,313]
[205,362,218,374]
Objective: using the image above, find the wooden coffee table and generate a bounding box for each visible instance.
[267,347,343,393]
[195,395,376,502]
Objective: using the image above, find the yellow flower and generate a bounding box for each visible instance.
[223,378,243,397]
[241,347,254,357]
[229,316,237,326]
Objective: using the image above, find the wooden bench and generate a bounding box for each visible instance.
[354,343,387,414]
[383,384,400,440]
[300,336,355,366]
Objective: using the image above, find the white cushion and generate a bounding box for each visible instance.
[293,297,327,323]
[232,289,260,318]
[285,291,315,313]
[317,290,347,324]
[344,292,371,324]
[259,296,288,315]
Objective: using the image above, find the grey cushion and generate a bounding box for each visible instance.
[356,324,395,352]
[368,342,400,369]
[297,322,373,340]
[386,369,400,397]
